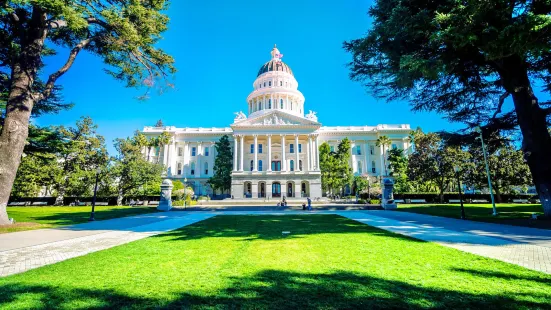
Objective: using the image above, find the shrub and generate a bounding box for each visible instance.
[369,199,381,205]
[358,199,367,204]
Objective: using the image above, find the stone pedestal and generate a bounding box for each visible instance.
[158,179,174,211]
[382,178,397,210]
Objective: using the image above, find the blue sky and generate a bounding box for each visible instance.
[37,0,464,155]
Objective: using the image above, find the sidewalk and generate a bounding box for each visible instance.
[346,211,551,274]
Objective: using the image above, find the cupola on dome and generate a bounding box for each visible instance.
[257,45,294,77]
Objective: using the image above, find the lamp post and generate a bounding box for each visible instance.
[89,167,101,221]
[183,177,188,209]
[474,126,498,216]
[454,165,466,220]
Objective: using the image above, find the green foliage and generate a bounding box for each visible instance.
[319,139,353,195]
[112,132,164,204]
[352,175,369,195]
[407,132,471,202]
[172,180,184,192]
[388,148,412,193]
[207,135,233,193]
[376,136,391,175]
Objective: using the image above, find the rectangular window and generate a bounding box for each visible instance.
[298,144,302,153]
[290,144,294,153]
[269,81,272,87]
[191,147,196,156]
[177,163,182,175]
[177,147,182,156]
[358,161,362,174]
[330,146,335,152]
[370,145,374,155]
[258,144,263,154]
[204,147,209,156]
[392,144,397,150]
[280,81,283,86]
[356,145,361,155]
[250,144,254,154]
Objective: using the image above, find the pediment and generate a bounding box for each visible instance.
[232,111,320,128]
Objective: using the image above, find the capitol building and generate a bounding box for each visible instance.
[142,46,411,199]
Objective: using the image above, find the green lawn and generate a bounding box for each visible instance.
[1,214,550,309]
[397,203,551,229]
[1,206,159,234]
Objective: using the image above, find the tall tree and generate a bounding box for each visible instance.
[112,133,164,205]
[376,135,391,176]
[344,0,551,216]
[51,117,108,205]
[335,138,353,194]
[465,145,532,202]
[408,132,471,202]
[154,119,164,127]
[208,135,233,194]
[0,1,175,224]
[387,148,412,193]
[155,132,171,164]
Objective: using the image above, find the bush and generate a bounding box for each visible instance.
[369,199,381,205]
[358,199,367,204]
[172,200,185,207]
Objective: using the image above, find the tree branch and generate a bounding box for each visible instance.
[543,106,551,115]
[39,37,96,101]
[492,91,510,120]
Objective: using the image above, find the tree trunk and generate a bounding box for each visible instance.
[494,186,502,204]
[501,56,551,217]
[0,8,47,224]
[117,191,123,206]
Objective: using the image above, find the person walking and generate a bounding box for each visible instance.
[307,197,312,211]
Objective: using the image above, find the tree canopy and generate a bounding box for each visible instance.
[0,0,176,224]
[345,0,551,216]
[208,135,233,194]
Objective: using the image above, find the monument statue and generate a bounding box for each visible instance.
[305,110,318,122]
[233,111,247,123]
[158,179,174,211]
[382,178,397,210]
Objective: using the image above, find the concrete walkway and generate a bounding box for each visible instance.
[1,210,550,277]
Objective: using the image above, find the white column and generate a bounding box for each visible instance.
[183,142,189,177]
[380,145,385,176]
[350,141,355,173]
[233,136,238,171]
[253,135,258,171]
[295,134,300,171]
[239,135,244,172]
[315,135,320,170]
[197,143,202,177]
[364,143,369,175]
[281,135,286,171]
[163,144,169,166]
[267,134,272,171]
[169,139,176,176]
[306,136,311,172]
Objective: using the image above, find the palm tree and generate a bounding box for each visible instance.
[155,132,172,164]
[376,135,391,176]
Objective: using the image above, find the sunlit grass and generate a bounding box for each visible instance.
[1,206,159,234]
[1,214,550,309]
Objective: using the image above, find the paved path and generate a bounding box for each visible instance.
[345,211,551,274]
[1,210,550,277]
[0,212,215,277]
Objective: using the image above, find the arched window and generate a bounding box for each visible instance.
[250,160,254,171]
[269,81,272,87]
[191,162,196,175]
[290,160,295,171]
[204,162,209,175]
[280,81,283,86]
[299,160,303,171]
[258,160,263,171]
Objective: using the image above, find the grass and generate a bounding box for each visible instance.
[397,203,551,229]
[1,214,550,309]
[1,206,159,234]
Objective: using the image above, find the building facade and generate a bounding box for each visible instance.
[142,46,411,199]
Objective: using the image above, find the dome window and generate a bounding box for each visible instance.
[280,81,283,86]
[269,81,272,87]
[264,82,266,87]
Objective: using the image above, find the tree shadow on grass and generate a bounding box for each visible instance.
[451,267,551,285]
[0,269,549,309]
[153,214,426,243]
